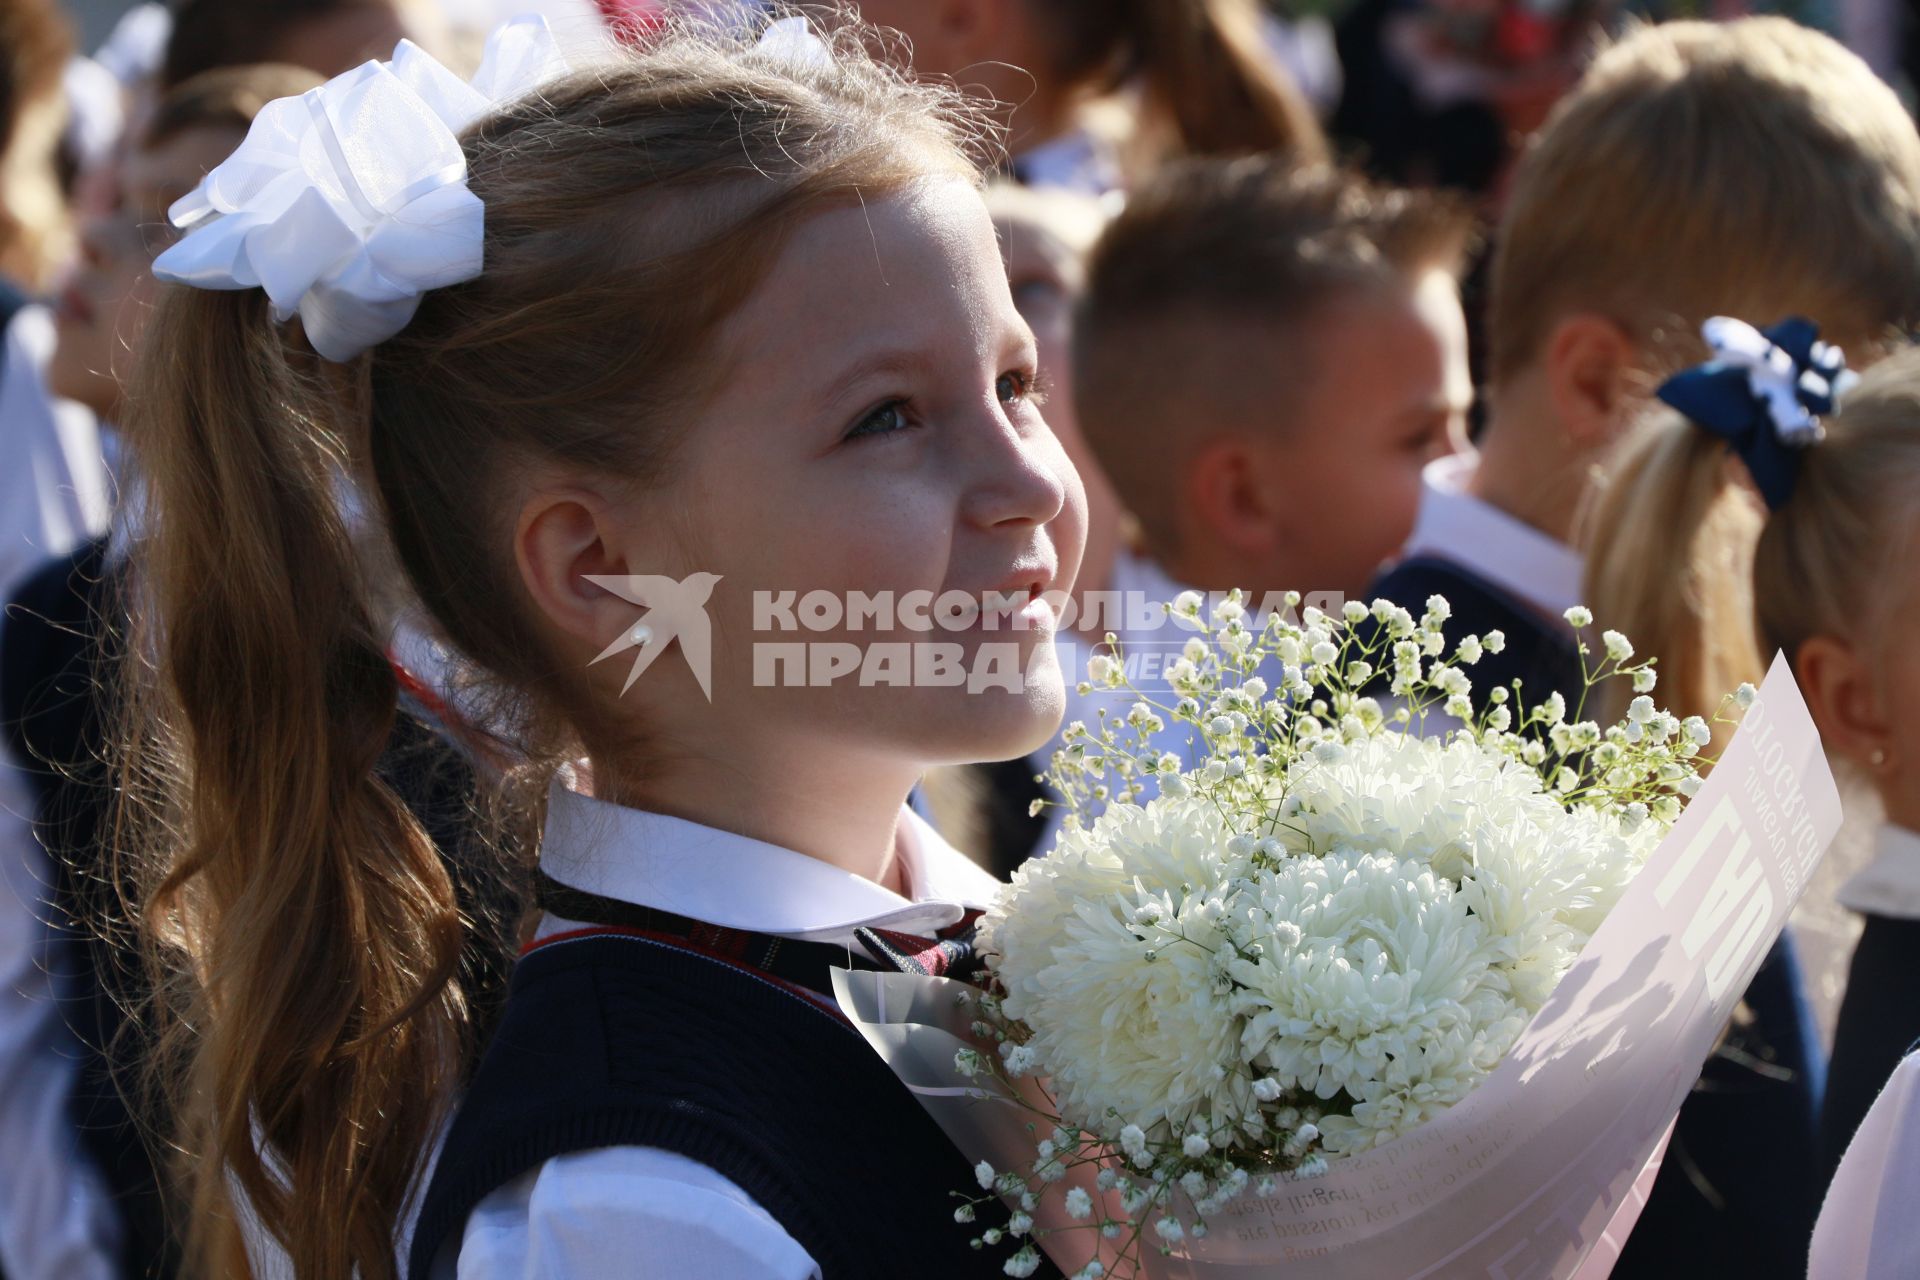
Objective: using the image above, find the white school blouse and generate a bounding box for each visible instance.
[1810,1050,1920,1277]
[435,778,1003,1280]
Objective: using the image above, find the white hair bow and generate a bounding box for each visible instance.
[152,16,570,362]
[1698,315,1854,447]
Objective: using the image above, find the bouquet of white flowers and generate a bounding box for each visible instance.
[831,592,1841,1280]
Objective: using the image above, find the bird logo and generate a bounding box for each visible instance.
[585,572,724,700]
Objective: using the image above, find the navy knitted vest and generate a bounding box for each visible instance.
[1365,554,1584,705]
[407,928,1047,1280]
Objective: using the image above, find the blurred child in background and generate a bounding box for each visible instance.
[853,0,1327,192]
[48,64,321,425]
[1076,155,1472,608]
[1376,18,1920,718]
[1765,348,1920,1279]
[1711,342,1920,1199]
[1376,18,1920,1279]
[1,63,323,1280]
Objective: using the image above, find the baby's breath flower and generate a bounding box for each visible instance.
[1602,630,1634,662]
[1426,594,1451,623]
[1734,682,1758,708]
[1633,667,1657,693]
[1064,1186,1094,1219]
[1627,696,1656,725]
[1004,1246,1041,1277]
[975,1160,996,1190]
[1457,635,1483,665]
[1182,1131,1211,1158]
[1564,605,1593,629]
[1342,599,1369,623]
[1154,1216,1185,1243]
[955,1204,976,1223]
[1484,629,1506,654]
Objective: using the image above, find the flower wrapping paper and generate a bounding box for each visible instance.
[833,654,1841,1278]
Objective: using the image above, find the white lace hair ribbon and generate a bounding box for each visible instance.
[1698,315,1853,447]
[152,15,571,362]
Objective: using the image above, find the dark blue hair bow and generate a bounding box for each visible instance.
[1655,316,1856,510]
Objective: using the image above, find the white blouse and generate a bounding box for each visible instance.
[1810,1051,1920,1277]
[430,777,1002,1279]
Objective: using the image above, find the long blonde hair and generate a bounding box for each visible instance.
[118,18,984,1280]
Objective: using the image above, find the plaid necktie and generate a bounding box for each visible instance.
[534,871,985,996]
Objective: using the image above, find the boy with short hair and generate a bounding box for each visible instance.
[1075,155,1475,606]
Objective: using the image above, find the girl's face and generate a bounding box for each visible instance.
[577,177,1087,780]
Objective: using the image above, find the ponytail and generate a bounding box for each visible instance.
[121,287,468,1280]
[1045,0,1327,162]
[1580,412,1766,723]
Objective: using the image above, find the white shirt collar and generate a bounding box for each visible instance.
[537,769,1002,945]
[1396,453,1586,622]
[1837,823,1920,920]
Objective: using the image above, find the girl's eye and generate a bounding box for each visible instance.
[846,400,914,441]
[998,370,1036,405]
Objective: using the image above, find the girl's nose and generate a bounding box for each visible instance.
[961,406,1073,531]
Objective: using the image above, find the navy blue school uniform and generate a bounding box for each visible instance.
[407,774,1055,1280]
[1819,823,1920,1194]
[0,538,518,1280]
[1370,457,1821,1279]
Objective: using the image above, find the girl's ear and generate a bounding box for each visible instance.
[513,483,652,656]
[1796,634,1894,772]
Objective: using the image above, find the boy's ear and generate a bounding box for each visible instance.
[1796,635,1895,773]
[1187,436,1279,556]
[1543,313,1638,449]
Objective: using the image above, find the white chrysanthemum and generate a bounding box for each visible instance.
[1271,735,1653,1003]
[981,796,1255,1140]
[1225,848,1525,1155]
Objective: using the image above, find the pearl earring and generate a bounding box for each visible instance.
[1870,747,1889,768]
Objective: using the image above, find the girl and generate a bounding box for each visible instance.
[1764,348,1920,1278]
[852,0,1326,192]
[1586,320,1919,1275]
[123,14,1085,1280]
[1732,346,1920,1196]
